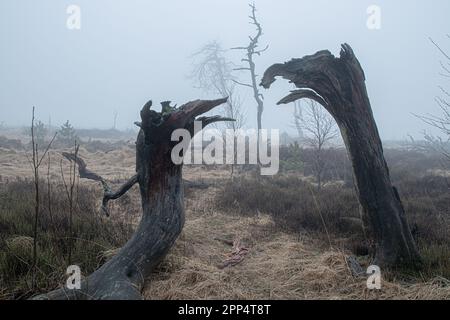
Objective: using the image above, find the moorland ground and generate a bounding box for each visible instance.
[0,135,449,300]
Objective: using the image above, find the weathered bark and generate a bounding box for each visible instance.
[261,44,421,268]
[34,98,230,300]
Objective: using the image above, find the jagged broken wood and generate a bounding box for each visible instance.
[261,44,421,268]
[35,98,232,300]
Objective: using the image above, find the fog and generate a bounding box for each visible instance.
[1,0,449,139]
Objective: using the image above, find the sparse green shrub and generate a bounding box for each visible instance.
[56,120,78,146]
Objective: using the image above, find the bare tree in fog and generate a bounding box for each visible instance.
[60,141,79,264]
[417,36,450,162]
[293,98,304,139]
[113,110,118,130]
[295,100,338,190]
[232,3,268,171]
[28,107,57,290]
[191,41,246,130]
[191,41,245,177]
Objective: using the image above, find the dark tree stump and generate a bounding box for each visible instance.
[35,98,230,300]
[261,44,421,268]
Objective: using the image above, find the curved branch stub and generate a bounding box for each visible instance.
[277,89,328,107]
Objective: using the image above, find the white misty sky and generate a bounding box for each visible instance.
[0,0,449,139]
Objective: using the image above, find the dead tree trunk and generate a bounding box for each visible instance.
[232,4,268,173]
[261,44,421,268]
[34,98,230,300]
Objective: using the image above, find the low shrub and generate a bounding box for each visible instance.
[0,180,135,299]
[217,174,450,278]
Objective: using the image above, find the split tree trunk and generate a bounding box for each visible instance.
[261,44,421,268]
[35,98,230,300]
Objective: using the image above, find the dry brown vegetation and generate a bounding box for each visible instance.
[0,141,449,300]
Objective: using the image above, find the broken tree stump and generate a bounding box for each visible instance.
[34,98,231,300]
[261,44,421,268]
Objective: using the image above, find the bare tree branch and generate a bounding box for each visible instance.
[62,152,138,217]
[231,79,253,88]
[416,36,450,162]
[430,37,450,61]
[190,41,246,131]
[293,100,338,189]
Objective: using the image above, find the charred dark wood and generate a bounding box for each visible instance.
[35,98,231,300]
[261,44,421,268]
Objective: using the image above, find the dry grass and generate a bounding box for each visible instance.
[0,145,449,300]
[144,187,450,300]
[0,147,136,182]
